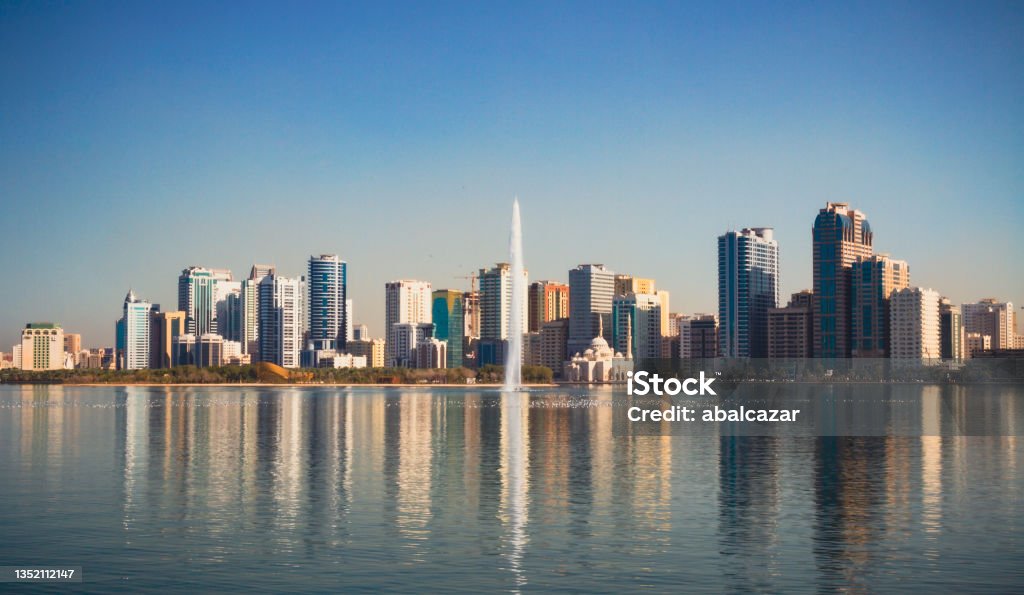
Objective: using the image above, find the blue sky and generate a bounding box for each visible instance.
[1,1,1022,348]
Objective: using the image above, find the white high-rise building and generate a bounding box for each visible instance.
[258,274,304,368]
[307,254,348,351]
[478,262,529,341]
[241,265,276,357]
[890,287,941,365]
[385,280,432,367]
[346,299,354,343]
[718,227,780,359]
[392,322,434,368]
[214,280,242,343]
[19,323,64,371]
[116,290,152,370]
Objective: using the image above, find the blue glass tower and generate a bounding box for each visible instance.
[307,254,347,351]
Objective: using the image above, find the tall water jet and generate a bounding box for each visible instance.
[504,198,525,390]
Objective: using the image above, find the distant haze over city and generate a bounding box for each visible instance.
[2,2,1021,348]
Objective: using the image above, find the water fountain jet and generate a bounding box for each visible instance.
[504,198,525,391]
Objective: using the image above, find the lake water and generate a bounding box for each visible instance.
[0,385,1021,593]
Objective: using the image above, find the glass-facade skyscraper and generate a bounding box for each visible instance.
[307,254,347,351]
[432,289,464,369]
[718,228,779,359]
[812,202,873,359]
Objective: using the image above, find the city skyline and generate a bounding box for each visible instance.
[2,2,1022,347]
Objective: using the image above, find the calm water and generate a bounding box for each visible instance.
[0,385,1021,593]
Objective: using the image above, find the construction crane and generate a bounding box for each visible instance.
[454,272,478,293]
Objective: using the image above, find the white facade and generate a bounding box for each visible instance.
[479,263,528,341]
[119,290,153,370]
[259,275,304,368]
[890,287,941,365]
[392,322,433,368]
[385,280,432,366]
[962,299,1016,350]
[19,324,64,371]
[416,338,448,369]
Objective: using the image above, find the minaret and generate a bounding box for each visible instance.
[625,315,633,360]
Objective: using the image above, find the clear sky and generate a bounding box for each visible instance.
[1,1,1022,348]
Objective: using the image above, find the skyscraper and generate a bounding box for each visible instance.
[568,264,615,356]
[890,287,940,365]
[116,289,152,370]
[385,280,432,367]
[307,254,348,351]
[215,280,242,343]
[718,228,779,358]
[812,202,873,359]
[241,265,275,358]
[850,254,909,358]
[479,263,528,341]
[612,293,662,360]
[432,289,464,368]
[177,266,232,338]
[258,274,304,368]
[527,281,569,332]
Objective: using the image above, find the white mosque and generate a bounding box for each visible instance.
[563,316,633,383]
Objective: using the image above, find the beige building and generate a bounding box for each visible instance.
[20,323,65,371]
[890,287,941,365]
[527,281,569,332]
[347,338,385,368]
[962,299,1016,350]
[63,333,82,366]
[150,310,186,369]
[539,318,569,377]
[851,254,910,358]
[965,332,991,358]
[768,291,813,359]
[614,275,655,297]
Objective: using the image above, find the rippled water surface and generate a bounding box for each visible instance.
[0,385,1021,593]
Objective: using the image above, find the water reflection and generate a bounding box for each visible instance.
[0,385,1021,592]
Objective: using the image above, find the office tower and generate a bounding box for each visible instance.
[850,254,909,358]
[352,323,370,341]
[63,333,81,359]
[258,274,304,368]
[347,338,385,368]
[890,287,941,365]
[241,265,275,357]
[718,227,780,358]
[19,323,64,371]
[528,281,570,332]
[432,289,464,368]
[178,266,232,338]
[540,319,569,377]
[679,314,718,360]
[939,298,964,362]
[198,334,224,367]
[307,254,348,351]
[614,275,655,296]
[385,280,432,367]
[612,293,662,360]
[116,290,152,370]
[415,338,447,369]
[479,262,528,340]
[150,310,186,369]
[768,291,814,360]
[568,264,615,356]
[962,299,1016,350]
[812,202,873,358]
[392,322,434,367]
